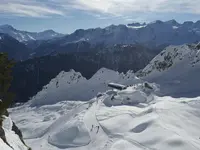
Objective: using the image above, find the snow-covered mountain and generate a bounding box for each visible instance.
[6,32,200,150]
[4,20,200,48]
[137,42,200,97]
[30,68,141,106]
[0,24,64,42]
[0,33,30,60]
[53,20,200,47]
[8,51,200,150]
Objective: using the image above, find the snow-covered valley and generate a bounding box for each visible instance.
[6,42,200,150]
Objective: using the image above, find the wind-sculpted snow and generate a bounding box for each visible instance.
[110,140,143,150]
[9,80,200,150]
[103,84,156,107]
[48,119,91,148]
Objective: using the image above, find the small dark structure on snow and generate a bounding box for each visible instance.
[108,83,127,90]
[144,82,153,90]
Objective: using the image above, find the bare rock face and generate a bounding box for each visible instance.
[196,42,200,49]
[12,122,24,143]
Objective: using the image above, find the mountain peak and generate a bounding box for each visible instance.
[0,24,15,30]
[183,21,194,26]
[165,19,180,26]
[0,25,64,42]
[149,20,164,25]
[42,29,57,34]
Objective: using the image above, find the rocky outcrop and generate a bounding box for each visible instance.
[0,110,31,150]
[0,118,13,149]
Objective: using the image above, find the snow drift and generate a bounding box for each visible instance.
[9,81,200,150]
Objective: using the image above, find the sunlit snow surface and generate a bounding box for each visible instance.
[30,68,140,106]
[139,44,200,97]
[9,43,200,150]
[10,85,200,150]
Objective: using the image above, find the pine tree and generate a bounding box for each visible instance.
[0,53,15,116]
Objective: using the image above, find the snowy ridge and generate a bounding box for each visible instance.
[139,44,200,76]
[30,68,141,106]
[30,69,87,106]
[138,42,200,97]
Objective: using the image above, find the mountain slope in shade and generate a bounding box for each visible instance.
[138,42,200,97]
[47,20,200,47]
[2,20,200,48]
[0,33,30,60]
[0,24,64,42]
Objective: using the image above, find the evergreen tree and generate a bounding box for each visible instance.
[0,53,15,116]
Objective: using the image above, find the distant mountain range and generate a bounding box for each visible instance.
[19,20,200,58]
[34,19,200,49]
[1,20,200,47]
[0,24,64,42]
[0,20,200,60]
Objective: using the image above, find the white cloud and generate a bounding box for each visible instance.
[65,0,200,15]
[1,0,200,18]
[0,1,64,17]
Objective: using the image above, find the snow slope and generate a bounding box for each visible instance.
[0,116,29,150]
[10,82,200,150]
[30,68,141,106]
[138,42,200,97]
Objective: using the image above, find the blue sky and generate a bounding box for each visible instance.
[0,0,200,34]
